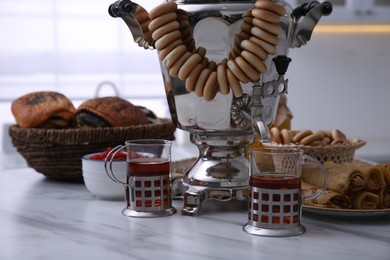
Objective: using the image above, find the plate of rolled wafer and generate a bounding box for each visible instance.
[265,128,390,217]
[300,160,390,217]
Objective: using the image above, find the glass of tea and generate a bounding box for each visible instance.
[243,147,327,237]
[105,139,176,217]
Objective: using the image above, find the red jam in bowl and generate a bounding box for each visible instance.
[89,148,145,161]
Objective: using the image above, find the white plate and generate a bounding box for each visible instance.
[303,205,390,217]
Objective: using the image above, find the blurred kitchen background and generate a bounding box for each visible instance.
[1,0,389,163]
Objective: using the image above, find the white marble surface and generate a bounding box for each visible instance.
[1,153,390,260]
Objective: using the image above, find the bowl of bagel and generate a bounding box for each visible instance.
[265,127,366,164]
[9,91,176,182]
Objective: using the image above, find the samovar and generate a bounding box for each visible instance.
[108,0,332,215]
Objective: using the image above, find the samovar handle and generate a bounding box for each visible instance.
[108,0,155,49]
[289,1,333,49]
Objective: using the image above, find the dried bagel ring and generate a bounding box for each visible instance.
[240,50,267,73]
[158,39,183,60]
[195,68,212,97]
[280,129,293,144]
[300,131,325,145]
[231,45,242,58]
[178,53,202,80]
[330,129,347,141]
[196,47,207,58]
[240,20,253,34]
[242,16,253,24]
[292,130,312,143]
[251,27,279,46]
[186,64,204,92]
[241,39,267,60]
[208,60,218,71]
[229,50,239,60]
[249,36,277,55]
[322,136,331,145]
[200,56,210,68]
[151,20,180,41]
[182,34,194,50]
[217,59,229,95]
[252,18,282,35]
[203,71,219,101]
[181,25,192,39]
[149,2,177,20]
[235,56,260,82]
[238,31,251,41]
[270,127,282,143]
[252,8,282,24]
[226,68,243,97]
[331,139,345,145]
[169,51,192,77]
[155,30,181,50]
[176,9,189,19]
[162,44,187,69]
[148,12,177,32]
[233,34,244,52]
[255,1,286,16]
[227,60,250,84]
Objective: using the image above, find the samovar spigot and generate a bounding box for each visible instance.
[250,55,292,142]
[250,82,271,142]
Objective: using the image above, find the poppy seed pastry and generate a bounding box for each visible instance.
[73,96,149,128]
[137,106,161,124]
[11,91,76,128]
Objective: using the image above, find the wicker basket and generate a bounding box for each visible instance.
[9,119,176,182]
[263,138,366,164]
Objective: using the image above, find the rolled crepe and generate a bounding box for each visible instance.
[352,161,386,191]
[351,191,380,209]
[379,163,390,185]
[302,161,366,195]
[376,186,390,209]
[302,181,351,209]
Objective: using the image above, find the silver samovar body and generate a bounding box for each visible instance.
[108,0,332,215]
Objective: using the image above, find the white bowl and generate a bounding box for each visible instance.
[81,153,127,200]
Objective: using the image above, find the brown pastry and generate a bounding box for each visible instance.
[380,163,390,185]
[11,91,76,128]
[73,96,148,128]
[352,161,386,191]
[302,161,366,195]
[376,186,390,208]
[136,106,161,124]
[351,191,380,209]
[302,181,351,209]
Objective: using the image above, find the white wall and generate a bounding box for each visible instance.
[286,32,390,160]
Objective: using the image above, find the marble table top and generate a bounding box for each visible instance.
[1,155,389,260]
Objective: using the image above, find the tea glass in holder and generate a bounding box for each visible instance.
[105,139,176,217]
[243,147,327,237]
